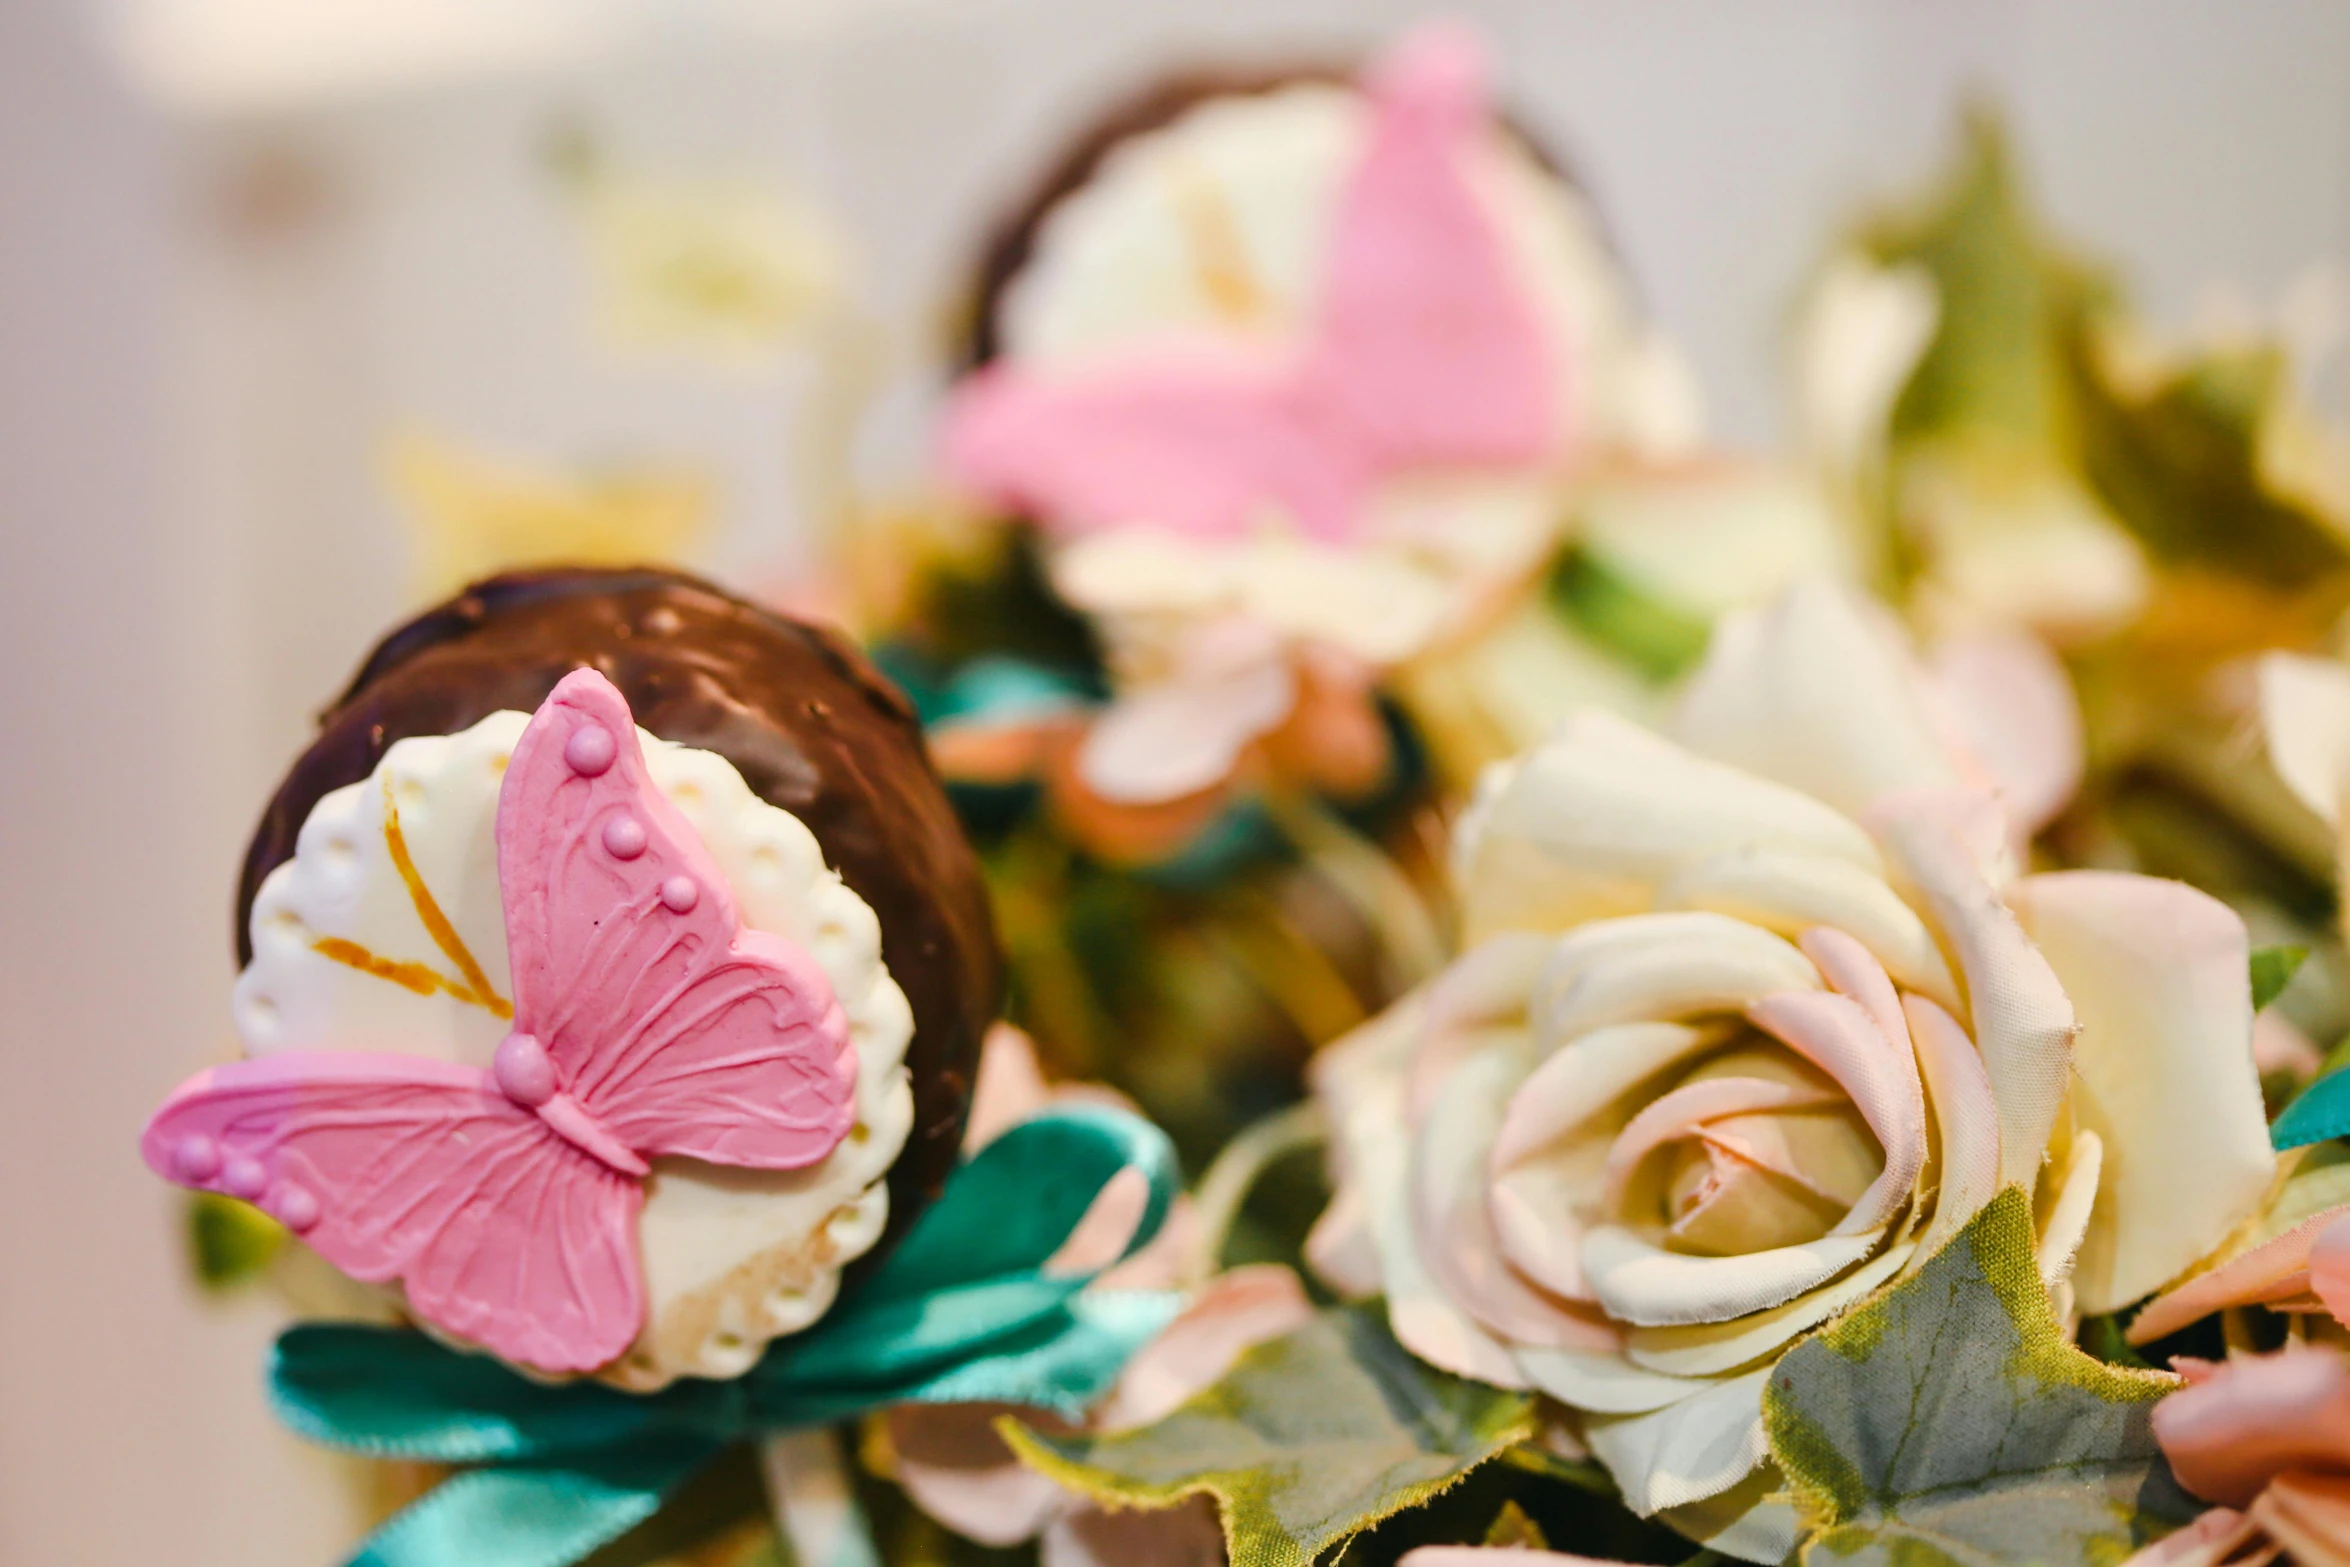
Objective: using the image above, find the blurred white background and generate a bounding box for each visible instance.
[3,1,2347,1562]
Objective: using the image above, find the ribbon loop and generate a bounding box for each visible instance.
[267,1105,1183,1567]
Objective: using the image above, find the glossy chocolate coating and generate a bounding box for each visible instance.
[236,567,1001,1245]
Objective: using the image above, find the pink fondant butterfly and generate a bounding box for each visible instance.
[142,669,858,1374]
[941,23,1568,547]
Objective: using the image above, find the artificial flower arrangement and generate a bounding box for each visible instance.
[150,18,2350,1567]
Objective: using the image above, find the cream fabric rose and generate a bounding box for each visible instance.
[1308,581,2274,1562]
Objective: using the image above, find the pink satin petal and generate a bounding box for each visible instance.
[1095,1266,1315,1431]
[2151,1346,2350,1508]
[2312,1214,2350,1328]
[2128,1205,2350,1345]
[964,1024,1054,1150]
[1745,990,1927,1236]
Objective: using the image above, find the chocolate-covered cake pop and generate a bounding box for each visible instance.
[157,567,997,1388]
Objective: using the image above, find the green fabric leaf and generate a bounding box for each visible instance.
[2251,944,2310,1012]
[998,1303,1534,1567]
[186,1190,286,1291]
[2274,1067,2350,1150]
[1765,1188,2195,1565]
[1547,549,1713,684]
[1480,1500,1548,1550]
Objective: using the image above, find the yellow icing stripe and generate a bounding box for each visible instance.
[1171,166,1265,324]
[380,773,514,1020]
[310,937,470,1002]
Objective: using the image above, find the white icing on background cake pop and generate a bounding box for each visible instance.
[236,709,916,1389]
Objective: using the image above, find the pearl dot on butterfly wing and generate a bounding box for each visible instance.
[222,1156,268,1199]
[275,1183,320,1233]
[602,817,647,859]
[660,876,699,914]
[564,724,616,777]
[493,1032,558,1107]
[173,1134,221,1182]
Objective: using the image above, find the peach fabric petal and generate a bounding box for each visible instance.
[1076,623,1296,805]
[1900,994,2003,1271]
[1924,629,2085,837]
[1093,1266,1314,1431]
[2114,1505,2260,1567]
[1875,791,2075,1193]
[2008,871,2272,1315]
[2250,1470,2350,1567]
[2128,1206,2348,1345]
[886,1401,1073,1546]
[1400,1541,1644,1567]
[2151,1347,2350,1508]
[1416,1043,1617,1351]
[2313,1214,2350,1327]
[1745,988,1927,1236]
[1402,1551,1647,1567]
[1658,847,1959,1007]
[1534,912,1822,1043]
[1043,1495,1226,1567]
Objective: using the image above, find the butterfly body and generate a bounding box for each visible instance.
[145,669,859,1374]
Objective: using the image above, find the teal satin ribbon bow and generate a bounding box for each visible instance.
[267,1106,1184,1567]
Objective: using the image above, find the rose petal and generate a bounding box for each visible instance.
[1583,1364,1775,1515]
[1417,1041,1619,1351]
[1407,934,1553,1122]
[2152,1346,2350,1508]
[1900,994,2004,1271]
[1673,579,1960,822]
[1455,709,1880,942]
[2128,1205,2350,1345]
[2008,871,2273,1314]
[1043,1495,1225,1567]
[1095,1266,1314,1431]
[2035,1128,2102,1288]
[1515,1344,1706,1414]
[886,1401,1071,1545]
[1623,1241,1913,1378]
[1535,912,1822,1045]
[2313,1214,2350,1328]
[2260,652,2350,825]
[1314,985,1531,1387]
[1876,793,2075,1193]
[1924,629,2085,837]
[1601,1075,1844,1214]
[1582,1223,1884,1327]
[1489,1021,1725,1299]
[2114,1505,2260,1567]
[1075,627,1296,804]
[1658,1466,1803,1566]
[1658,853,1959,1009]
[1745,989,1927,1237]
[2252,1469,2350,1567]
[965,1023,1054,1149]
[1402,1550,1645,1567]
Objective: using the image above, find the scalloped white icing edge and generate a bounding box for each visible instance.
[236,709,915,1389]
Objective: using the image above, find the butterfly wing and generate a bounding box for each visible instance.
[142,1053,644,1373]
[1301,23,1565,469]
[941,348,1372,544]
[497,668,858,1169]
